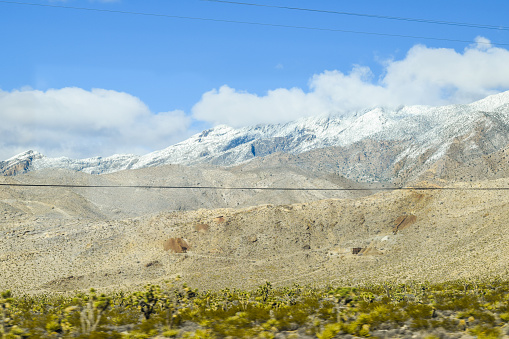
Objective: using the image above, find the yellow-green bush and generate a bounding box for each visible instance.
[2,279,509,338]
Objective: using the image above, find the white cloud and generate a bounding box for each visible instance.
[192,37,509,127]
[191,85,329,127]
[472,36,492,51]
[0,88,191,160]
[4,37,509,161]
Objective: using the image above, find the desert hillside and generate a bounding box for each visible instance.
[2,172,509,293]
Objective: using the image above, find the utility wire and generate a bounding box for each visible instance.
[0,0,507,46]
[202,0,509,32]
[0,183,508,191]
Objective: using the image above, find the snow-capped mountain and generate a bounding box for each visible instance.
[2,91,509,181]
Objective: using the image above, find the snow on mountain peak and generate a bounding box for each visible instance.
[468,90,509,112]
[2,91,509,177]
[5,150,44,162]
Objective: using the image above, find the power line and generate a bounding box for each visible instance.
[202,0,509,32]
[0,182,508,191]
[0,0,507,46]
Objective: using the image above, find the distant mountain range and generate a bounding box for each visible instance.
[2,91,509,183]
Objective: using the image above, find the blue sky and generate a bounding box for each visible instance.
[1,0,509,159]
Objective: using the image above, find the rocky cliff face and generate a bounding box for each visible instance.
[0,150,43,176]
[2,91,509,183]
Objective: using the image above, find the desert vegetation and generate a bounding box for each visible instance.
[1,278,509,338]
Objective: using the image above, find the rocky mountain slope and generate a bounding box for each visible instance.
[0,163,378,219]
[2,91,509,184]
[2,175,509,293]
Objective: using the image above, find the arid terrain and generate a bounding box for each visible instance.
[2,163,509,293]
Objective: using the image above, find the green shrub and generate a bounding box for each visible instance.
[2,279,509,338]
[469,324,501,339]
[499,312,509,322]
[316,323,342,339]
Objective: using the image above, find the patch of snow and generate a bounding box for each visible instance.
[3,90,509,176]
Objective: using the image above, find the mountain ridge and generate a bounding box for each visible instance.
[2,91,509,183]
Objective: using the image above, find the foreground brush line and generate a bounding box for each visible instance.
[2,279,509,339]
